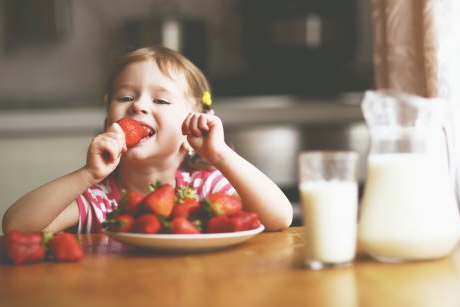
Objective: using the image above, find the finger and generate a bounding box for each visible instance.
[198,114,210,132]
[106,123,124,140]
[182,113,194,136]
[206,114,220,128]
[107,123,126,147]
[94,134,124,162]
[101,138,120,162]
[188,113,203,137]
[106,122,119,133]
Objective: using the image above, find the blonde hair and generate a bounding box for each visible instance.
[105,46,213,170]
[105,46,211,113]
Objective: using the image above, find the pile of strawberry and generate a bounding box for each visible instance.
[0,231,84,265]
[103,181,261,235]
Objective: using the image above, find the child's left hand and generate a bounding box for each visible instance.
[181,112,228,164]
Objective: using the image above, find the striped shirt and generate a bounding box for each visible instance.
[75,169,235,233]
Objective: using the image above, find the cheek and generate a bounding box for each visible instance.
[185,98,201,114]
[171,104,190,125]
[106,103,126,124]
[163,116,186,134]
[105,114,118,129]
[159,112,188,141]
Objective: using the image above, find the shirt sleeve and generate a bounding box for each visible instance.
[75,178,120,233]
[188,169,236,200]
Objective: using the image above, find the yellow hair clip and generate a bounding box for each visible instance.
[202,91,212,107]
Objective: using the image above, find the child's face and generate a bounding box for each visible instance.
[106,60,190,162]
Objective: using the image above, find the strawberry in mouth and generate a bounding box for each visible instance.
[117,118,154,148]
[141,125,155,142]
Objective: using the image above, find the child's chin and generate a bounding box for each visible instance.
[123,148,149,159]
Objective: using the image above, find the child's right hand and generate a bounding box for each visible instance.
[85,123,127,183]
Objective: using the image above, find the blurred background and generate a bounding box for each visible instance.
[0,0,373,228]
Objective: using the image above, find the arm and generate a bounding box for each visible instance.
[3,169,94,233]
[2,124,126,234]
[182,113,293,231]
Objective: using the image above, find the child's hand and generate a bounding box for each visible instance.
[182,112,228,164]
[85,123,127,183]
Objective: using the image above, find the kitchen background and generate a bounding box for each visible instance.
[0,0,373,229]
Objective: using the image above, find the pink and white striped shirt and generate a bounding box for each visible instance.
[75,169,235,233]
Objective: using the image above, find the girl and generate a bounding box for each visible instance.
[2,46,293,234]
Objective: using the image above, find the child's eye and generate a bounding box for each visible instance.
[117,96,134,102]
[154,99,171,105]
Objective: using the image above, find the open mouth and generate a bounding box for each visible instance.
[141,125,155,142]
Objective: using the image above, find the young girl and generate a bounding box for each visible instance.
[2,46,293,234]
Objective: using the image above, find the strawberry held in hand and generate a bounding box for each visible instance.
[117,118,151,148]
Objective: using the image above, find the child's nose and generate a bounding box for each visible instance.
[130,98,149,115]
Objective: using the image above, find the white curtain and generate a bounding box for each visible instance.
[371,0,460,197]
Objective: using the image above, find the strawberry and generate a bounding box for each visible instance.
[0,231,46,265]
[131,214,161,234]
[141,182,176,218]
[207,211,261,233]
[206,215,233,233]
[120,190,145,215]
[117,118,150,148]
[47,233,84,262]
[172,186,200,219]
[204,192,243,216]
[107,214,134,232]
[170,217,200,234]
[172,198,200,219]
[229,211,261,231]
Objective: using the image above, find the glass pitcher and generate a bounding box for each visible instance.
[358,90,460,263]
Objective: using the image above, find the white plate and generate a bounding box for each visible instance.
[104,225,265,253]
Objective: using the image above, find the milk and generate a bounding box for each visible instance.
[300,181,358,265]
[358,153,460,261]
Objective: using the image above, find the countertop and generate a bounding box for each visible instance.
[0,95,364,134]
[1,227,459,307]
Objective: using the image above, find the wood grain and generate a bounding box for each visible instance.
[1,227,459,307]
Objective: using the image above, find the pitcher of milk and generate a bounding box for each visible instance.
[358,89,460,262]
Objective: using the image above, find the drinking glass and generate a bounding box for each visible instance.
[298,151,359,270]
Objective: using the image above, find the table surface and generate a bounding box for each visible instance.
[1,227,460,307]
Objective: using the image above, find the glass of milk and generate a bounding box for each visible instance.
[298,151,359,270]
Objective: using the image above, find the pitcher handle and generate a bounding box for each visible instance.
[441,119,455,183]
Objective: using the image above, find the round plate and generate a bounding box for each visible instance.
[104,225,265,253]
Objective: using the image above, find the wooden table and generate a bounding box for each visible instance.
[1,227,460,307]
